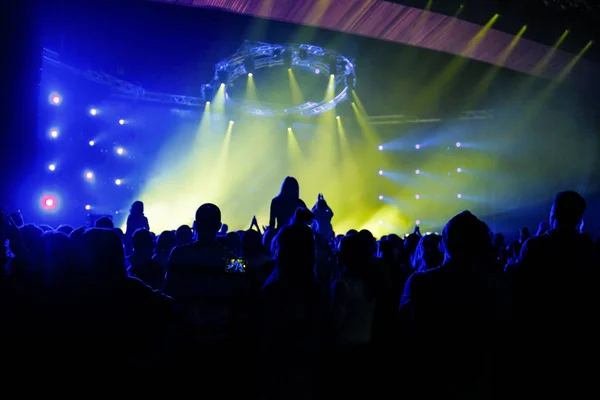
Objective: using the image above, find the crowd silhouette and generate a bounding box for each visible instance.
[1,177,598,398]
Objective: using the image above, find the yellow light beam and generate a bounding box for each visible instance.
[532,30,570,76]
[413,14,499,110]
[245,73,258,103]
[288,68,304,105]
[211,83,227,114]
[287,127,304,162]
[465,25,527,108]
[555,40,593,83]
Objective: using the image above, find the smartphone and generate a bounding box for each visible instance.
[225,258,247,273]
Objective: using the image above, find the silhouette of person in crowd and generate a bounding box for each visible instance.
[269,176,306,230]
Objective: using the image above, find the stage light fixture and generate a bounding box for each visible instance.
[457,167,462,173]
[116,147,125,155]
[378,195,384,200]
[378,145,383,151]
[336,116,340,120]
[283,49,292,69]
[415,144,420,149]
[115,179,122,185]
[416,220,421,225]
[49,93,61,105]
[415,194,420,200]
[456,142,461,148]
[415,169,420,175]
[49,129,59,139]
[229,120,234,125]
[48,164,56,171]
[85,204,91,211]
[457,193,462,199]
[287,127,292,131]
[118,119,125,125]
[45,198,54,207]
[244,57,255,74]
[85,171,94,180]
[378,170,383,175]
[90,108,98,116]
[89,140,95,146]
[217,69,229,84]
[206,101,210,105]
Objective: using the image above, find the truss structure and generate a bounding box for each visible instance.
[41,48,493,121]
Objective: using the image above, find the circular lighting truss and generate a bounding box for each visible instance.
[202,41,356,117]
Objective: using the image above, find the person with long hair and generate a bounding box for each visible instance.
[125,201,149,255]
[269,177,306,230]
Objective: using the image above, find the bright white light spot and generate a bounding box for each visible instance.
[229,120,234,125]
[378,220,383,225]
[116,147,124,155]
[378,170,383,176]
[90,108,98,116]
[415,194,420,200]
[118,119,125,125]
[456,142,461,147]
[50,93,61,105]
[457,193,462,199]
[378,145,383,151]
[248,72,253,77]
[85,171,93,180]
[89,140,95,146]
[115,179,122,185]
[378,195,384,200]
[45,198,54,207]
[336,116,340,120]
[85,204,91,211]
[457,167,462,173]
[415,144,420,149]
[415,169,420,175]
[49,129,59,138]
[416,220,421,225]
[206,101,210,105]
[48,164,56,171]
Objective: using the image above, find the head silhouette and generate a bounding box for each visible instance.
[279,176,300,199]
[550,191,586,230]
[242,229,264,257]
[442,210,491,264]
[339,234,370,275]
[273,223,315,280]
[132,228,154,253]
[195,203,222,240]
[94,216,114,229]
[156,230,177,253]
[176,225,193,245]
[81,228,127,281]
[130,201,144,216]
[36,231,79,285]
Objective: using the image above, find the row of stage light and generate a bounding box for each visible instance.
[377,140,465,206]
[46,92,130,183]
[42,92,133,213]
